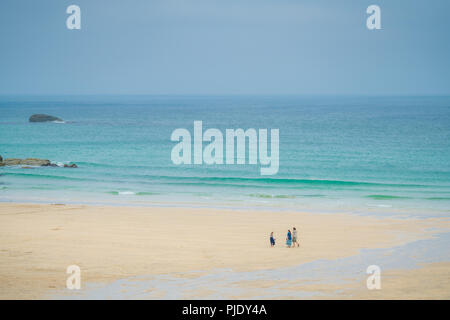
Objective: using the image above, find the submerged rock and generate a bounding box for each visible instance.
[64,163,78,168]
[29,114,63,122]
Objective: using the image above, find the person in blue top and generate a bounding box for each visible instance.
[270,232,276,247]
[286,230,292,248]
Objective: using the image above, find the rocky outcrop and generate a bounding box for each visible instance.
[0,157,77,168]
[2,158,22,166]
[29,114,63,122]
[2,158,50,166]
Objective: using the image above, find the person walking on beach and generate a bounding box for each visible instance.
[292,227,299,247]
[270,232,276,247]
[286,230,292,248]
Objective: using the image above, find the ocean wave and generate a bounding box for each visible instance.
[366,195,412,200]
[118,191,135,195]
[3,171,448,194]
[1,172,87,181]
[107,191,135,195]
[249,193,296,199]
[55,162,67,167]
[368,204,393,208]
[149,175,435,189]
[107,191,157,196]
[425,197,450,201]
[5,159,443,191]
[75,161,118,168]
[6,162,434,190]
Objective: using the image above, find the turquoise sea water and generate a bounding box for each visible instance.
[1,95,449,217]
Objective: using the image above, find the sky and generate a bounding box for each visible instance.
[0,0,449,95]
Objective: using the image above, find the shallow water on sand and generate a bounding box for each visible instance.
[53,232,450,299]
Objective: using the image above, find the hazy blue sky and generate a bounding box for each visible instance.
[0,0,449,95]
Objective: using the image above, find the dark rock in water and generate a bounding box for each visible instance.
[25,158,51,166]
[29,114,63,123]
[3,158,22,166]
[0,155,2,162]
[3,158,51,166]
[1,156,77,168]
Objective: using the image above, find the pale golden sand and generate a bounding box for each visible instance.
[339,262,450,299]
[229,262,450,299]
[0,203,449,299]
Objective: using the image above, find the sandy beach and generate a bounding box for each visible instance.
[0,202,449,299]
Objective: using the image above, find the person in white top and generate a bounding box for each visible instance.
[292,227,299,247]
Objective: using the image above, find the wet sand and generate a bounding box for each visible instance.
[0,203,449,299]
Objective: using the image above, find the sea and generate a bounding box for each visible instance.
[1,95,449,217]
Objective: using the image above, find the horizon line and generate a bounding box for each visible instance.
[1,93,450,97]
